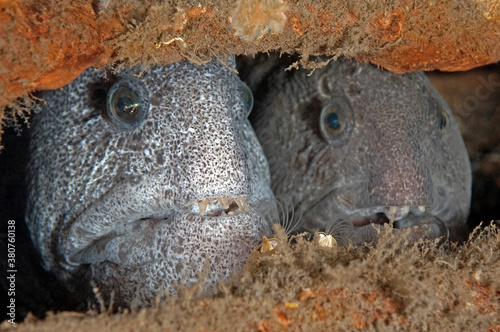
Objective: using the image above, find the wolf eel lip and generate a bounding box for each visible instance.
[189,196,249,217]
[69,198,272,267]
[349,205,427,227]
[138,196,250,222]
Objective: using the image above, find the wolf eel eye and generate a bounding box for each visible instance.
[242,82,254,116]
[439,110,448,130]
[107,79,148,125]
[319,97,352,144]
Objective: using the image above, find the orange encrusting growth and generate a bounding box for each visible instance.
[0,0,499,145]
[0,1,117,106]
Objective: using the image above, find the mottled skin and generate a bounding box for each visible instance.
[250,57,471,244]
[26,58,274,306]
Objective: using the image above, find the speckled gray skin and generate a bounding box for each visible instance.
[250,56,471,244]
[26,57,274,306]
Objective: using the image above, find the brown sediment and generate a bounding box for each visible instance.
[3,225,499,331]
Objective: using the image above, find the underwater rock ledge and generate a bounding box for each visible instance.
[1,0,499,117]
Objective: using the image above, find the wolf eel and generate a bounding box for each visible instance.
[249,56,471,244]
[25,57,275,306]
